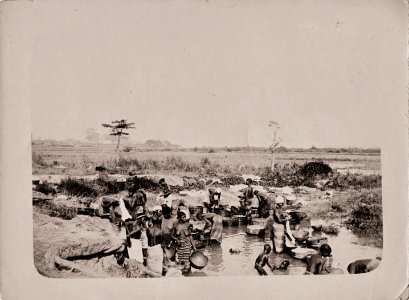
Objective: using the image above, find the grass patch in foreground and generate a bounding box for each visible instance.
[33,199,77,220]
[328,188,382,246]
[346,188,382,239]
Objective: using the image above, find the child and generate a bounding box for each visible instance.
[254,244,275,275]
[304,243,332,275]
[272,259,290,271]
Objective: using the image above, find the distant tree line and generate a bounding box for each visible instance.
[189,146,380,154]
[31,139,380,154]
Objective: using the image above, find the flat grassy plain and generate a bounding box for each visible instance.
[32,142,381,176]
[32,142,383,247]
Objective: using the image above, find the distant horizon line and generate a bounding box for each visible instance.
[31,138,381,151]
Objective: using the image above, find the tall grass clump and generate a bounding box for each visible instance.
[164,156,199,172]
[117,157,143,170]
[58,178,99,197]
[330,173,382,190]
[33,199,77,220]
[345,188,382,242]
[34,181,57,195]
[259,163,314,187]
[95,177,122,194]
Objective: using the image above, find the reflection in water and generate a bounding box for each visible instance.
[206,243,224,272]
[189,223,381,277]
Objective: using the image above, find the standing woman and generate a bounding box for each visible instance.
[240,178,255,224]
[146,206,164,274]
[147,206,163,246]
[172,210,196,275]
[271,196,289,253]
[160,205,177,276]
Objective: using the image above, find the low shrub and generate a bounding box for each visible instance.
[95,177,122,194]
[221,175,245,186]
[345,188,382,241]
[330,173,382,190]
[59,178,99,197]
[34,199,77,220]
[131,176,162,192]
[299,161,332,178]
[34,181,56,195]
[58,177,127,197]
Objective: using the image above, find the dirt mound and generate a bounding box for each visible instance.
[33,209,130,278]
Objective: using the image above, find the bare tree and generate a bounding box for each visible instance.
[268,120,282,172]
[102,120,135,165]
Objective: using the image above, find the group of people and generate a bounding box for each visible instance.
[126,177,198,276]
[95,177,225,276]
[229,178,294,254]
[255,241,382,275]
[253,242,333,276]
[95,176,380,277]
[228,178,278,223]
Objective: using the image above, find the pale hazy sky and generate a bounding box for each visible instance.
[31,0,406,148]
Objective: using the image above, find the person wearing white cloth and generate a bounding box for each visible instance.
[208,187,222,209]
[119,196,132,221]
[269,196,295,253]
[126,215,149,266]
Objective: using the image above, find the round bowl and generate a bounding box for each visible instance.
[190,251,209,269]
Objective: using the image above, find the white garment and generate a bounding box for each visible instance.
[119,196,132,221]
[285,220,296,244]
[128,238,143,263]
[147,244,163,274]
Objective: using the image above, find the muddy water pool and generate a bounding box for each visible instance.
[189,224,382,277]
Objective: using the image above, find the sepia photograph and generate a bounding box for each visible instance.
[1,0,407,299]
[29,0,386,279]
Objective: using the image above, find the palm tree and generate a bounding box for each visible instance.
[102,119,135,165]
